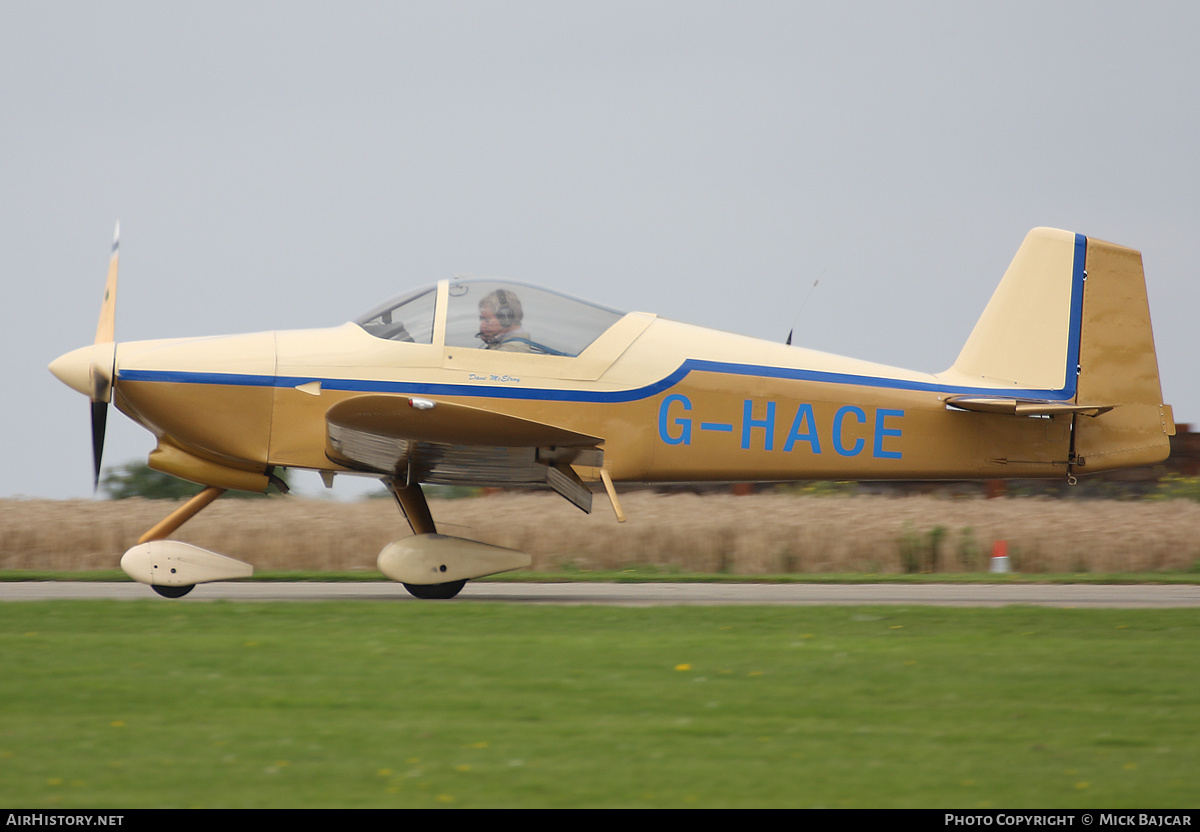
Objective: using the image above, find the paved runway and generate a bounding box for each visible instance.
[2,581,1198,607]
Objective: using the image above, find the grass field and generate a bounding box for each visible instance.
[3,492,1197,807]
[4,490,1200,575]
[1,602,1197,808]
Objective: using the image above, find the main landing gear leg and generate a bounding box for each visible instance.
[386,480,436,535]
[138,486,227,545]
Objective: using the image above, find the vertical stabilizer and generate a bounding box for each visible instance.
[945,228,1173,474]
[947,227,1082,394]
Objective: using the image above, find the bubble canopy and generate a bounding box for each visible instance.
[355,279,626,358]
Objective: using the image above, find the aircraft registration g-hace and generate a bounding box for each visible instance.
[50,226,1174,599]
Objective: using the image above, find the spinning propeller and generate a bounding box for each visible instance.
[48,223,120,490]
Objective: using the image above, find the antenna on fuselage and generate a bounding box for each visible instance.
[785,273,822,346]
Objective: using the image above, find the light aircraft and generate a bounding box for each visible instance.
[50,227,1174,598]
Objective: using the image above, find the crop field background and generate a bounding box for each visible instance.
[3,490,1200,576]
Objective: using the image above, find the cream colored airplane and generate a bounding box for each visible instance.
[50,226,1174,598]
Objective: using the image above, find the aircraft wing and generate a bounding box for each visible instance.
[325,394,603,512]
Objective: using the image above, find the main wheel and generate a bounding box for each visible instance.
[152,584,194,599]
[403,580,466,600]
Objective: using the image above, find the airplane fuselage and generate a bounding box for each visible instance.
[108,314,1074,492]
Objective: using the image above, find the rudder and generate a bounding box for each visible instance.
[1071,236,1174,472]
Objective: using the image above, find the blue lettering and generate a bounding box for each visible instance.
[783,403,821,454]
[658,394,692,445]
[833,405,866,456]
[741,400,776,450]
[660,397,903,460]
[873,408,904,459]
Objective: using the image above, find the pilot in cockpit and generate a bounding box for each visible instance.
[477,289,535,352]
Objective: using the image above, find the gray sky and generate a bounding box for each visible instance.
[6,1,1198,500]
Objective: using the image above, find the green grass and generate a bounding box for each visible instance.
[1,602,1197,808]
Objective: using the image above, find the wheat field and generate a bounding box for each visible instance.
[3,489,1200,575]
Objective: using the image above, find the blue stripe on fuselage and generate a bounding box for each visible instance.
[115,356,1079,404]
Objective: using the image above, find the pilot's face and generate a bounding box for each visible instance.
[478,305,505,340]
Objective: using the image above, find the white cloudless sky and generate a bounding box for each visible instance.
[5,1,1197,500]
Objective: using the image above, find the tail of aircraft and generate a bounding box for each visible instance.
[944,227,1174,474]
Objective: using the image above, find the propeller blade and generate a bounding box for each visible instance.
[48,222,121,489]
[91,400,108,492]
[88,223,119,490]
[95,222,119,345]
[90,222,119,489]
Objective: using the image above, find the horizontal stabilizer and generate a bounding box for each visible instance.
[945,396,1114,418]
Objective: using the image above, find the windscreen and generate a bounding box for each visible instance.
[355,287,437,343]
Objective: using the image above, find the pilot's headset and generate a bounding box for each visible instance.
[489,289,522,327]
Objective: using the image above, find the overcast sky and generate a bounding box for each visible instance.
[5,1,1197,500]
